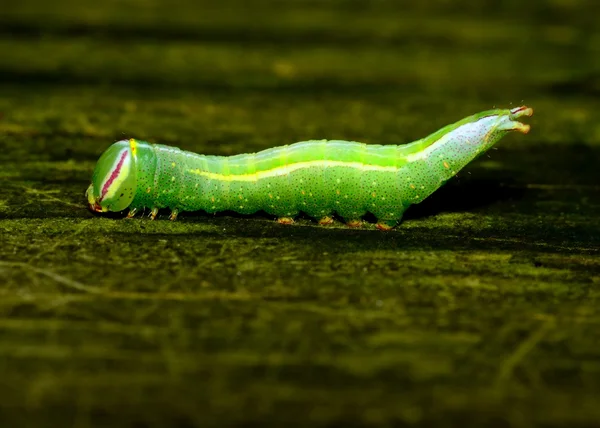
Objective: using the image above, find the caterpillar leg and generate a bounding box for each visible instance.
[169,209,179,221]
[376,220,397,231]
[318,216,334,226]
[346,219,362,228]
[126,208,138,218]
[150,207,159,220]
[277,217,295,225]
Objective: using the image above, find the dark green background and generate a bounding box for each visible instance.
[1,0,599,427]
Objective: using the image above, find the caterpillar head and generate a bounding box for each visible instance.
[86,139,138,213]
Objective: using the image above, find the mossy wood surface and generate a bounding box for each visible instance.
[0,1,599,427]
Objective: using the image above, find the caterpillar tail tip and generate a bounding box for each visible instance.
[510,106,534,118]
[508,106,533,134]
[517,123,531,134]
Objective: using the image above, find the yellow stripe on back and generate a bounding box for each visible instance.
[188,160,399,182]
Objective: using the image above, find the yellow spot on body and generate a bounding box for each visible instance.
[410,184,416,189]
[239,195,243,199]
[171,162,176,167]
[129,139,138,156]
[301,190,305,195]
[146,187,151,193]
[269,193,273,199]
[443,161,450,169]
[211,197,215,202]
[336,190,340,195]
[371,192,376,198]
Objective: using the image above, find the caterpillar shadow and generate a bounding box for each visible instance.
[403,177,524,221]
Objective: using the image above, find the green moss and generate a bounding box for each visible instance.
[1,1,600,427]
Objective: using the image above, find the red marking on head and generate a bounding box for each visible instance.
[100,150,128,201]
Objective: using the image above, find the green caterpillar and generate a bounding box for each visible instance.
[86,106,533,230]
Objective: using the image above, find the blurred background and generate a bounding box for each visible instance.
[1,0,599,427]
